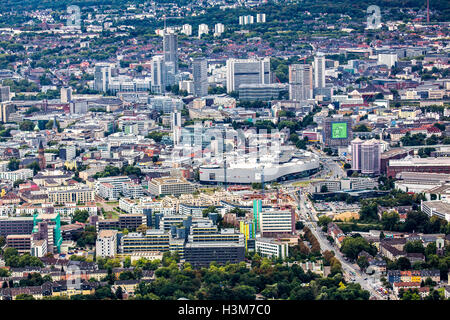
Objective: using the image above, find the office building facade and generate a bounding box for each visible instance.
[314,53,326,89]
[163,32,178,73]
[96,230,118,258]
[193,58,208,97]
[226,58,271,93]
[289,64,313,101]
[361,139,381,176]
[151,55,165,94]
[94,63,111,92]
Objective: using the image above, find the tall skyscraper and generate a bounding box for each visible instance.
[193,58,208,97]
[323,117,353,149]
[0,86,10,102]
[163,32,178,73]
[361,139,381,176]
[151,55,165,94]
[288,64,313,101]
[226,58,271,93]
[60,87,72,103]
[352,138,380,175]
[94,63,111,92]
[94,64,110,92]
[0,103,11,123]
[351,138,364,171]
[172,111,182,145]
[314,53,326,89]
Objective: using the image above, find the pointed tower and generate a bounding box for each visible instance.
[38,140,46,170]
[52,116,58,131]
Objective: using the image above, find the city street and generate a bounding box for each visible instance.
[289,149,386,300]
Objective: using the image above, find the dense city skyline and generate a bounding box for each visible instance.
[0,0,448,306]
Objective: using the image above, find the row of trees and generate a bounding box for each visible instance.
[129,252,366,300]
[93,165,142,179]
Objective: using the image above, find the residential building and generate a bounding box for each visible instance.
[96,230,118,258]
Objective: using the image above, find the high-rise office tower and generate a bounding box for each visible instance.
[323,117,353,149]
[193,58,208,97]
[163,31,178,73]
[60,87,73,103]
[172,111,182,146]
[164,61,176,87]
[0,103,11,123]
[352,138,380,175]
[94,63,111,92]
[288,64,313,101]
[0,86,10,102]
[151,55,165,94]
[226,58,271,93]
[59,145,77,161]
[351,138,363,171]
[361,139,381,176]
[314,53,326,89]
[70,100,88,114]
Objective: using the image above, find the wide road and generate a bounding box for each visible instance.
[289,148,386,300]
[296,191,385,300]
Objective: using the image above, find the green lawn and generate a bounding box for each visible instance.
[104,211,119,219]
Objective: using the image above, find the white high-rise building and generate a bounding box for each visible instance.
[151,55,165,94]
[179,80,194,94]
[378,53,398,68]
[288,64,313,101]
[94,63,111,92]
[198,24,209,38]
[193,58,208,97]
[239,15,254,25]
[60,87,73,103]
[172,111,182,145]
[214,23,225,37]
[226,58,271,93]
[351,138,363,171]
[181,24,192,36]
[352,138,380,175]
[314,53,326,89]
[256,13,266,23]
[259,209,294,237]
[96,230,118,258]
[361,139,381,176]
